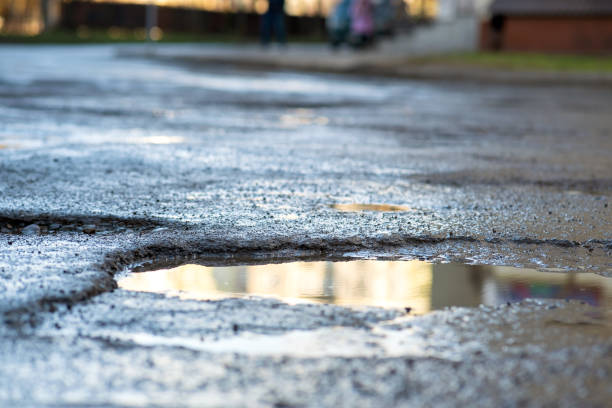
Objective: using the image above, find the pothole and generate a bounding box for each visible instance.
[330,204,412,212]
[118,260,612,314]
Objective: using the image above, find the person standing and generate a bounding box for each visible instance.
[261,0,287,47]
[327,0,352,49]
[351,0,374,48]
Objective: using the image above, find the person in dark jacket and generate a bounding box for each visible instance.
[261,0,286,46]
[327,0,352,49]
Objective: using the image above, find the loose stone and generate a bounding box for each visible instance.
[21,224,41,236]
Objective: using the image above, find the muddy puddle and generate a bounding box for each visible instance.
[118,261,612,313]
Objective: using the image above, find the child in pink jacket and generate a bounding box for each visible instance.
[351,0,374,47]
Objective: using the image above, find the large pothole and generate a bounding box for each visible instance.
[118,260,612,314]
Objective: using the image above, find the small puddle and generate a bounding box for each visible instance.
[119,261,612,313]
[280,109,329,128]
[126,136,184,145]
[330,204,412,212]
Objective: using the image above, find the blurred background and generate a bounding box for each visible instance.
[2,0,612,59]
[0,1,480,45]
[1,0,417,39]
[3,0,612,53]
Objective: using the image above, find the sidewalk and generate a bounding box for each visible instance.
[119,42,612,86]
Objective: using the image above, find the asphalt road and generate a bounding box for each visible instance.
[0,45,611,407]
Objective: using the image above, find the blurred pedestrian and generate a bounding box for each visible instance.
[351,0,374,48]
[327,0,352,49]
[261,0,287,47]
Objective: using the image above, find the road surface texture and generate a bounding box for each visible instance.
[0,45,611,407]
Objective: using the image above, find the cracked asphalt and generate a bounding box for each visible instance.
[0,44,611,407]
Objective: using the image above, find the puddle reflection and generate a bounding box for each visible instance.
[126,136,184,145]
[330,204,412,212]
[280,109,329,128]
[0,142,17,149]
[119,261,612,313]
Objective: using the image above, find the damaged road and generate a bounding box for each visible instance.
[0,45,611,407]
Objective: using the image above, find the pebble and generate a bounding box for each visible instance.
[21,224,41,236]
[82,225,97,234]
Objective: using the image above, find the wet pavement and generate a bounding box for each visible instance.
[0,44,611,406]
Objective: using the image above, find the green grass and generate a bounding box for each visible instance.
[0,28,326,44]
[414,52,612,73]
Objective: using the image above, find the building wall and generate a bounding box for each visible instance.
[500,16,612,53]
[473,0,493,17]
[436,0,493,21]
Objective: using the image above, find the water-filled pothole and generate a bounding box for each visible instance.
[119,261,611,313]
